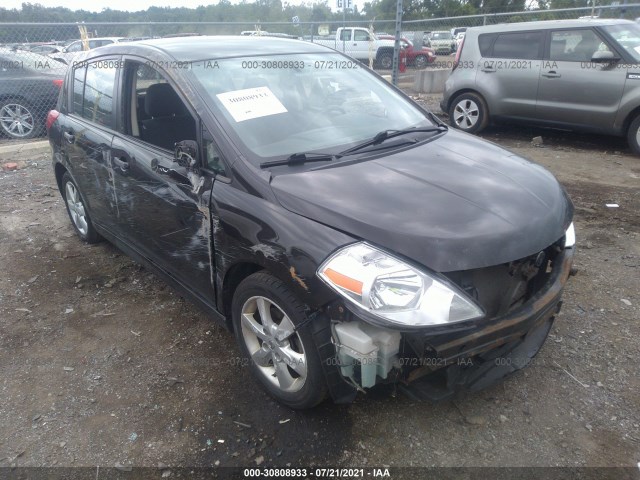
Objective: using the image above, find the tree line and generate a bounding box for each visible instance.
[0,0,616,44]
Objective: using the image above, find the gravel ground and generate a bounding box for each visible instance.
[0,106,639,477]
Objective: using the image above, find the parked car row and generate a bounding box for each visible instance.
[0,49,66,139]
[442,18,640,153]
[0,35,161,139]
[49,37,129,65]
[308,27,401,69]
[376,35,436,68]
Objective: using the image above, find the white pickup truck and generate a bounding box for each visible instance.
[308,27,398,69]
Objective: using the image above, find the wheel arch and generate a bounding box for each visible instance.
[375,46,394,60]
[54,162,68,196]
[221,261,265,327]
[622,105,640,136]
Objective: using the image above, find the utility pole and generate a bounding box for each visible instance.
[343,0,346,53]
[338,0,349,53]
[391,0,403,86]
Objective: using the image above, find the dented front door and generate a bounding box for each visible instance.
[109,135,215,300]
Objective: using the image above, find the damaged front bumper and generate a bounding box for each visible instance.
[313,247,575,404]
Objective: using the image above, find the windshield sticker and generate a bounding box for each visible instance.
[216,87,287,122]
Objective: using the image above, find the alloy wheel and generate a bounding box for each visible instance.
[453,99,480,130]
[240,295,307,393]
[65,181,88,236]
[0,103,35,138]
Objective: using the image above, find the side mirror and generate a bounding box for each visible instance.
[174,140,198,169]
[591,50,620,63]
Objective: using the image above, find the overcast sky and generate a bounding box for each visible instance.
[3,0,353,13]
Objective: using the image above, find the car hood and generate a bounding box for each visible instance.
[269,130,573,272]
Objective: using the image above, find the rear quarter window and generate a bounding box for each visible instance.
[478,33,497,57]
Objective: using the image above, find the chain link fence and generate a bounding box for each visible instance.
[1,4,640,141]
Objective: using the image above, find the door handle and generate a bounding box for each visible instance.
[542,71,561,78]
[481,67,496,73]
[113,156,129,172]
[63,131,75,144]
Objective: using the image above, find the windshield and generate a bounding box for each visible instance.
[603,23,640,62]
[191,53,432,162]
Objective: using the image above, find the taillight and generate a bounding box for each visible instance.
[46,110,60,131]
[53,79,63,89]
[452,36,465,71]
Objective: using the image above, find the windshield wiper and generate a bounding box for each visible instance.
[260,152,337,169]
[338,125,447,156]
[260,125,447,168]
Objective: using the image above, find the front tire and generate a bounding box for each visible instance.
[626,114,640,155]
[232,272,327,409]
[0,98,41,139]
[448,92,490,134]
[61,172,101,244]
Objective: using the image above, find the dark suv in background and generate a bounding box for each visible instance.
[442,19,640,154]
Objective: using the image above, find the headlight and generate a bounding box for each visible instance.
[317,243,484,328]
[564,222,575,248]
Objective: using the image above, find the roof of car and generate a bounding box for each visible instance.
[468,18,633,34]
[93,35,331,61]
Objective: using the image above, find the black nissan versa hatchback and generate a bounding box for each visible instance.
[47,36,575,409]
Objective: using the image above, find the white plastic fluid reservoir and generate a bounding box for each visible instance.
[334,321,401,388]
[334,321,378,388]
[360,322,401,380]
[334,322,377,356]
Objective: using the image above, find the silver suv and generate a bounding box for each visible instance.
[441,19,640,154]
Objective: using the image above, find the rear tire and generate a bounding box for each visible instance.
[626,114,640,155]
[414,55,428,69]
[61,172,101,244]
[378,52,393,69]
[448,92,490,134]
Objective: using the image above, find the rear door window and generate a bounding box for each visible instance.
[72,65,85,114]
[340,30,352,41]
[71,60,117,128]
[487,31,544,59]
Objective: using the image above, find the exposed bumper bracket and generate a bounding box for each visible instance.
[398,314,556,402]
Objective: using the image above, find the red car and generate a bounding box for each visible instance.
[378,35,436,68]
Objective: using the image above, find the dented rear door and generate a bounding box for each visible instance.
[62,58,120,231]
